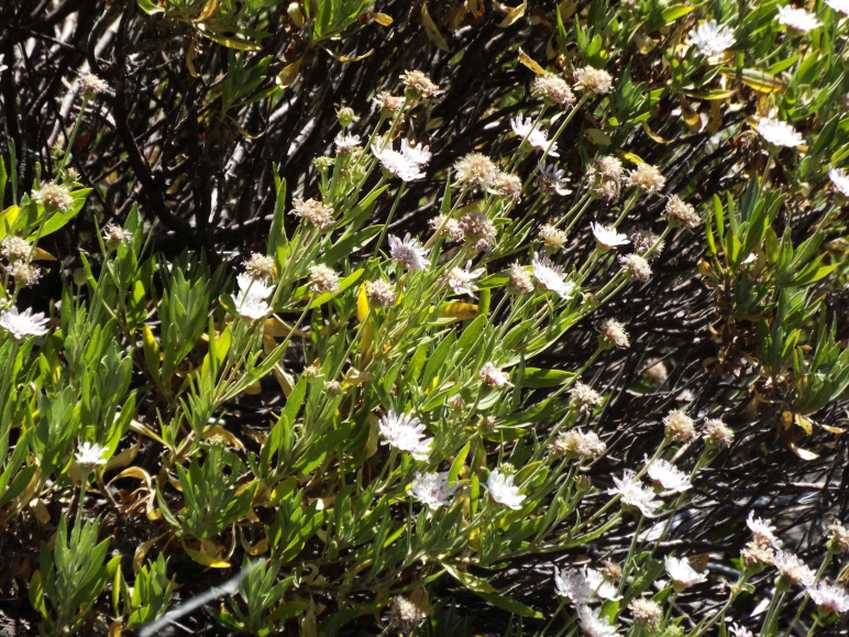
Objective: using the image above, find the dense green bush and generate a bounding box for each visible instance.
[2,0,849,635]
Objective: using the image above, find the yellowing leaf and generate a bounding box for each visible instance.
[193,0,219,22]
[277,58,304,87]
[518,47,546,75]
[421,1,450,51]
[183,544,231,568]
[373,12,393,26]
[440,301,478,320]
[622,151,645,165]
[498,1,526,27]
[793,413,813,436]
[728,68,785,94]
[357,284,370,322]
[33,247,57,261]
[789,441,819,461]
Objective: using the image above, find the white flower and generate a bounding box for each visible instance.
[585,568,621,601]
[688,20,735,57]
[807,580,849,614]
[554,568,594,605]
[334,132,361,152]
[826,0,849,15]
[371,139,431,181]
[772,551,815,587]
[378,410,433,461]
[0,306,49,339]
[776,6,821,31]
[235,273,274,320]
[480,362,511,387]
[487,469,526,510]
[747,511,781,547]
[664,556,708,589]
[590,222,630,250]
[75,441,108,469]
[388,233,429,271]
[756,117,804,147]
[576,605,621,637]
[646,458,692,493]
[608,470,662,518]
[410,471,457,510]
[510,116,559,157]
[446,263,484,297]
[531,253,576,300]
[727,620,754,637]
[829,167,849,196]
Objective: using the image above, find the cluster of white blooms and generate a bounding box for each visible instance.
[510,116,559,156]
[486,469,526,509]
[410,471,457,510]
[372,139,431,181]
[234,273,274,320]
[688,20,735,57]
[0,306,50,339]
[378,411,433,461]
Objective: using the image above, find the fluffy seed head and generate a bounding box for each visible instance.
[627,163,666,193]
[828,520,849,554]
[374,91,405,114]
[428,214,465,242]
[293,197,334,230]
[573,66,614,94]
[453,152,499,190]
[554,429,607,460]
[620,253,652,281]
[400,69,442,99]
[103,223,133,245]
[665,195,701,229]
[532,73,576,106]
[588,155,624,200]
[79,73,109,95]
[508,262,534,294]
[1,236,32,262]
[365,279,396,307]
[629,598,663,629]
[772,551,815,587]
[33,181,73,212]
[663,409,697,443]
[459,212,497,253]
[704,418,735,446]
[7,261,41,287]
[600,318,630,349]
[630,229,665,258]
[388,595,428,631]
[308,264,339,294]
[243,253,276,281]
[741,540,775,568]
[644,359,668,384]
[570,382,603,414]
[492,171,523,202]
[540,223,568,251]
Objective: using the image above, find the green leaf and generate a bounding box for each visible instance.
[441,563,543,619]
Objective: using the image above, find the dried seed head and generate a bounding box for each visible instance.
[400,69,442,99]
[336,104,358,128]
[588,155,623,200]
[600,318,630,349]
[459,212,497,253]
[103,223,133,246]
[570,381,603,414]
[573,66,614,94]
[374,91,405,114]
[630,229,665,259]
[429,214,465,242]
[453,153,499,191]
[0,236,32,262]
[600,560,622,582]
[293,197,334,230]
[619,253,652,281]
[828,521,849,554]
[665,195,701,229]
[539,223,568,251]
[554,428,607,460]
[365,279,396,307]
[243,253,276,281]
[32,181,73,212]
[741,540,775,569]
[629,598,663,629]
[388,595,428,632]
[627,163,666,193]
[79,72,109,95]
[704,418,735,447]
[663,409,697,443]
[508,262,534,294]
[492,171,523,202]
[308,264,339,294]
[532,73,576,106]
[7,261,41,287]
[644,359,669,385]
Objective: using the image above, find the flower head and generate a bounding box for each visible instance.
[0,236,32,262]
[32,181,73,212]
[539,162,571,197]
[554,567,619,605]
[334,132,362,152]
[235,273,274,320]
[608,470,662,518]
[292,198,334,230]
[388,595,428,631]
[776,6,821,31]
[570,382,602,414]
[664,556,708,589]
[573,66,614,95]
[308,264,340,294]
[400,69,442,99]
[827,0,849,14]
[371,139,431,181]
[510,116,559,156]
[629,598,662,629]
[663,409,697,443]
[75,441,109,469]
[747,511,781,547]
[620,254,652,281]
[829,167,849,197]
[509,262,534,294]
[772,551,815,587]
[807,580,849,614]
[7,261,41,287]
[588,155,624,200]
[756,117,804,147]
[378,411,433,461]
[492,171,523,202]
[688,20,735,57]
[591,222,629,250]
[453,152,499,191]
[103,223,134,246]
[411,471,457,510]
[79,73,109,95]
[243,253,276,281]
[0,306,49,339]
[539,223,568,252]
[480,362,511,387]
[600,318,630,349]
[388,233,429,271]
[445,263,484,297]
[646,458,692,493]
[665,195,701,229]
[627,163,666,193]
[576,605,621,637]
[365,279,396,307]
[704,418,735,446]
[487,469,526,510]
[554,429,607,460]
[828,520,849,553]
[532,73,576,106]
[531,253,576,300]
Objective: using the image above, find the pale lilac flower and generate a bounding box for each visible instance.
[235,273,274,320]
[531,253,576,300]
[756,117,804,147]
[371,139,431,181]
[772,551,815,587]
[554,568,594,604]
[576,605,621,637]
[664,556,708,589]
[807,580,849,614]
[829,167,849,196]
[608,471,662,518]
[585,568,621,601]
[688,20,735,56]
[487,469,525,510]
[776,6,821,31]
[0,306,50,339]
[388,234,429,271]
[591,223,630,250]
[411,471,457,510]
[646,458,692,493]
[510,116,559,157]
[378,410,433,461]
[747,511,781,547]
[480,362,511,387]
[446,263,484,297]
